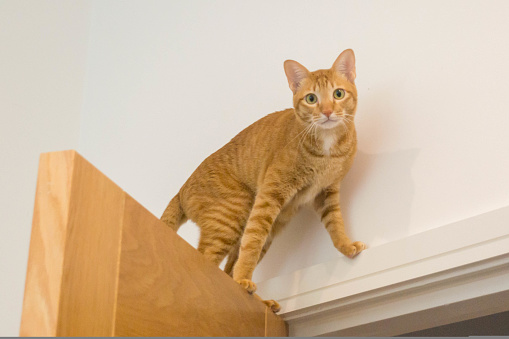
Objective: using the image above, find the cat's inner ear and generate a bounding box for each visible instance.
[284,60,310,94]
[332,49,356,83]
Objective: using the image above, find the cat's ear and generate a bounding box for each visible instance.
[284,60,310,94]
[332,49,356,83]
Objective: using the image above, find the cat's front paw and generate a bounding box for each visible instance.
[339,241,366,258]
[263,299,281,313]
[236,278,257,294]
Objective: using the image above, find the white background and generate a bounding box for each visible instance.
[0,1,91,335]
[2,0,509,335]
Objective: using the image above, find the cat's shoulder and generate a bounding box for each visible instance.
[258,108,295,125]
[237,108,294,133]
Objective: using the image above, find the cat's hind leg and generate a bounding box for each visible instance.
[224,241,240,276]
[195,196,252,265]
[183,169,256,265]
[223,240,281,312]
[197,223,242,265]
[255,294,281,313]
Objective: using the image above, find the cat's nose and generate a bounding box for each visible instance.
[322,109,333,118]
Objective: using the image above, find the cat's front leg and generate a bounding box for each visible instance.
[314,186,366,258]
[232,185,296,293]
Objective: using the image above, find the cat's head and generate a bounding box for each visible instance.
[284,49,357,130]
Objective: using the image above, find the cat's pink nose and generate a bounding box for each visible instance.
[322,110,333,118]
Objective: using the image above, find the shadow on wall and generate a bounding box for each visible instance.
[254,148,420,282]
[341,149,420,247]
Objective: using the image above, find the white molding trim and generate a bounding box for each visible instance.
[255,206,509,336]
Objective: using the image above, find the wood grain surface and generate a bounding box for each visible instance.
[265,307,289,337]
[56,151,125,336]
[20,150,287,337]
[20,151,75,336]
[115,195,270,336]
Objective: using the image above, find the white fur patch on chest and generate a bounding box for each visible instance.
[322,134,337,155]
[296,185,322,206]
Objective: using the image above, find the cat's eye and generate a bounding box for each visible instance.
[305,94,318,104]
[333,89,345,100]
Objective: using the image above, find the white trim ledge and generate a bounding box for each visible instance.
[256,206,509,336]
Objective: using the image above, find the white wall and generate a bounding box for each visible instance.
[79,0,509,283]
[0,1,92,335]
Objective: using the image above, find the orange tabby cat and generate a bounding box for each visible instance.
[162,49,365,312]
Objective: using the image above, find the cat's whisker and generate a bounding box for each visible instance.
[313,123,319,147]
[309,124,316,147]
[307,122,318,147]
[307,123,317,146]
[284,123,313,149]
[297,123,315,149]
[342,115,354,125]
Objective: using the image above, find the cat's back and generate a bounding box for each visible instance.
[181,108,296,193]
[229,108,294,148]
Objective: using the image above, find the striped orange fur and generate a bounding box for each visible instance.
[161,49,365,312]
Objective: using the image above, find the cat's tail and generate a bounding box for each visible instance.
[161,193,187,232]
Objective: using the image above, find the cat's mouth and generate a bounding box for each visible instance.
[318,118,341,129]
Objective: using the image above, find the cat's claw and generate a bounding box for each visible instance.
[263,299,281,313]
[236,278,257,294]
[340,241,366,258]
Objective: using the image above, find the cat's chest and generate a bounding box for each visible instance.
[321,134,337,156]
[293,152,351,206]
[293,169,337,206]
[293,184,323,206]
